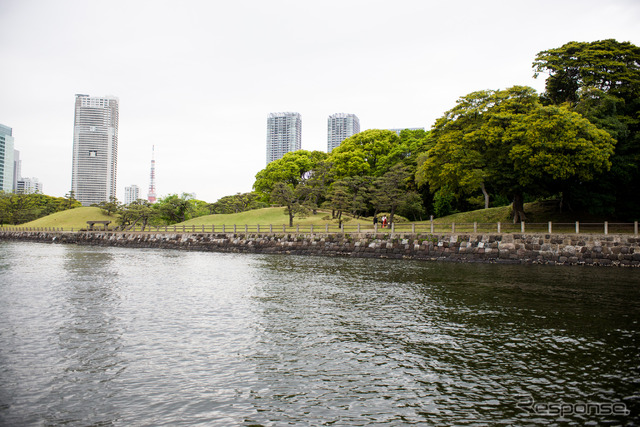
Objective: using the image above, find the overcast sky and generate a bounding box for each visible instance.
[1,0,639,203]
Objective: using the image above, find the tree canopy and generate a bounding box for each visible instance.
[533,39,640,218]
[416,86,615,222]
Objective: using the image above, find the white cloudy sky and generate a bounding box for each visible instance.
[1,0,639,203]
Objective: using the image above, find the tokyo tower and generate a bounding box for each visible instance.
[147,145,157,203]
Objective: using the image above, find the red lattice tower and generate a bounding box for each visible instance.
[147,145,157,203]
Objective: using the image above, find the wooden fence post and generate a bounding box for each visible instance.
[576,221,580,234]
[635,221,638,235]
[412,223,415,234]
[604,221,608,235]
[269,224,273,233]
[223,224,226,233]
[548,221,552,233]
[497,222,501,233]
[521,222,525,233]
[451,222,455,233]
[430,216,434,233]
[310,224,314,233]
[473,222,477,233]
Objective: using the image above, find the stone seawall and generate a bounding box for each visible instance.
[2,230,640,267]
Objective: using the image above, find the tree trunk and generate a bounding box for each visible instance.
[288,205,294,227]
[512,193,526,223]
[481,183,490,209]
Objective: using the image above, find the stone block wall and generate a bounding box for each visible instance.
[1,231,639,267]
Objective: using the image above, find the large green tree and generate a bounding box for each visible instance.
[328,129,403,178]
[253,150,328,201]
[154,193,195,224]
[533,39,640,218]
[416,86,616,222]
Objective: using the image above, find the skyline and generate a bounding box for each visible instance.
[1,0,639,203]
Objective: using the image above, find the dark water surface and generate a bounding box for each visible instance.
[0,241,638,426]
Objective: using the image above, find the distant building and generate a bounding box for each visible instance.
[0,124,15,193]
[124,185,140,205]
[327,113,360,152]
[266,112,301,164]
[16,177,42,194]
[13,149,21,192]
[71,94,119,206]
[387,127,425,136]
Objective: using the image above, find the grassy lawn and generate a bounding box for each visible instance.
[3,202,631,234]
[13,207,116,230]
[177,207,373,227]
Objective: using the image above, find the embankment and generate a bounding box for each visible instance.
[2,230,640,267]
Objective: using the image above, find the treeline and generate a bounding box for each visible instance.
[97,192,267,230]
[0,192,81,225]
[250,39,640,223]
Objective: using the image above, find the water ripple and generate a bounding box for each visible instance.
[0,242,638,426]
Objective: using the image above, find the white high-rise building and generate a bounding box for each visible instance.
[16,177,42,194]
[71,94,119,206]
[266,112,301,164]
[124,185,140,205]
[13,149,21,192]
[327,113,360,152]
[0,124,15,193]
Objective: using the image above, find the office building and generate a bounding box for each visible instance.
[124,184,140,205]
[16,177,42,194]
[71,94,119,206]
[327,113,360,152]
[0,124,15,193]
[13,149,21,192]
[266,112,301,164]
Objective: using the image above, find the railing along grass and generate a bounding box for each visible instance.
[1,221,639,235]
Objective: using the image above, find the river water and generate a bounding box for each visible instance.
[0,241,638,426]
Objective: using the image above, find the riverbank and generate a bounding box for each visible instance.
[2,230,639,267]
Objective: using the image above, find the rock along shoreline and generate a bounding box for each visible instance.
[2,230,640,267]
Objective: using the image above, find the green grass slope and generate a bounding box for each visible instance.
[178,207,372,226]
[433,205,513,224]
[19,207,116,229]
[434,200,610,224]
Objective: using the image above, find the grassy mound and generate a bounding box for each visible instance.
[434,200,609,224]
[18,207,115,229]
[7,200,604,231]
[177,207,373,226]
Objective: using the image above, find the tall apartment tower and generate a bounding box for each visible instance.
[71,94,119,206]
[0,124,15,193]
[266,112,302,164]
[124,185,140,205]
[327,113,360,152]
[13,149,21,191]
